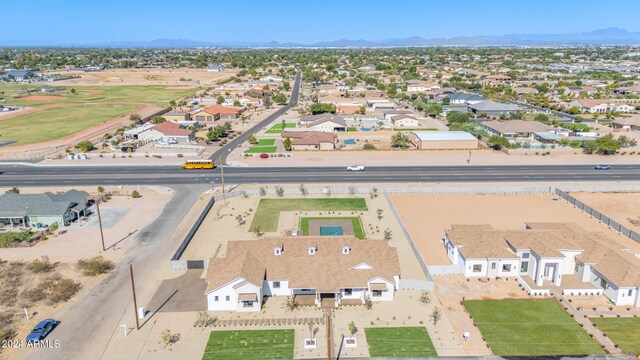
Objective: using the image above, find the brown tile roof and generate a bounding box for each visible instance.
[205,236,400,294]
[202,104,242,116]
[483,120,555,134]
[152,122,193,136]
[282,131,337,146]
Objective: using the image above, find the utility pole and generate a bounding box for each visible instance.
[129,264,140,330]
[96,202,106,252]
[220,160,225,194]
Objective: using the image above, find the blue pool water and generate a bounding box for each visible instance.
[344,139,356,145]
[320,226,343,236]
[360,127,371,131]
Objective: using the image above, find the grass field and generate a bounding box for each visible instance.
[244,146,277,154]
[202,330,294,360]
[591,317,640,353]
[265,123,296,134]
[365,327,437,357]
[254,139,276,146]
[0,85,195,107]
[347,127,357,132]
[250,198,368,232]
[300,217,365,239]
[1,104,138,145]
[464,299,603,356]
[560,123,591,132]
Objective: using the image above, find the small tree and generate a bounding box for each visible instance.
[131,190,141,198]
[75,140,94,152]
[283,137,292,151]
[488,135,510,150]
[362,142,376,150]
[235,215,245,226]
[160,329,180,348]
[194,311,216,332]
[369,188,378,199]
[259,187,266,196]
[364,296,372,310]
[377,209,383,220]
[419,291,431,305]
[286,296,297,312]
[348,321,358,336]
[70,88,76,94]
[247,134,257,144]
[97,186,105,196]
[216,96,225,104]
[299,184,308,196]
[275,185,285,197]
[384,228,392,240]
[430,307,442,328]
[253,226,264,238]
[7,187,19,194]
[129,114,141,122]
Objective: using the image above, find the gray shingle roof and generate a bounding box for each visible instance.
[0,190,87,218]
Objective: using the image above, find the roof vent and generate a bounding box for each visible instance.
[274,247,282,255]
[342,246,350,254]
[308,246,316,255]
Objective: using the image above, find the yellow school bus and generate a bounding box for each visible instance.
[181,159,214,170]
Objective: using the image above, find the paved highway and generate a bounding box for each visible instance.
[209,70,301,164]
[1,164,639,187]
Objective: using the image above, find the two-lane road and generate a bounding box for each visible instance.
[1,164,639,187]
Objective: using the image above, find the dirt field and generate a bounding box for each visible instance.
[19,95,63,102]
[42,68,235,87]
[391,193,640,266]
[571,191,640,232]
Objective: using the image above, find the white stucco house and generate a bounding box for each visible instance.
[205,237,401,311]
[444,223,640,307]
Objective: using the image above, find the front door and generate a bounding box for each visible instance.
[543,265,554,281]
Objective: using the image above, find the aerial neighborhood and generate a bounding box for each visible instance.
[2,5,640,359]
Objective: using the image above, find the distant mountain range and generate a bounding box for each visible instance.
[4,28,640,48]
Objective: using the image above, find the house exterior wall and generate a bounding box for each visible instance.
[367,280,394,302]
[262,280,290,297]
[393,118,420,127]
[308,122,344,132]
[319,142,335,150]
[234,282,262,312]
[292,144,320,151]
[464,259,487,277]
[207,278,262,312]
[420,139,478,150]
[339,288,365,302]
[27,214,65,226]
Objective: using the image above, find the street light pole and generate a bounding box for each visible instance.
[129,264,140,330]
[96,202,106,252]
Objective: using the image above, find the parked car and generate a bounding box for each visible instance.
[26,319,59,342]
[594,164,610,170]
[346,165,365,171]
[259,153,269,159]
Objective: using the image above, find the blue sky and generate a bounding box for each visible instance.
[3,0,640,44]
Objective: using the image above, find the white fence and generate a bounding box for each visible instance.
[398,279,434,291]
[427,264,465,276]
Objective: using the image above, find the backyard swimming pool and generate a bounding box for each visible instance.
[344,139,356,145]
[320,225,343,236]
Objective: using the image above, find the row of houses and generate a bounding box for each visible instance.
[445,223,640,307]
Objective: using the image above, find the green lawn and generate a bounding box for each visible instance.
[347,127,357,132]
[254,138,276,146]
[0,85,195,107]
[464,299,603,356]
[560,123,591,132]
[250,198,368,232]
[1,104,138,145]
[300,217,365,239]
[202,330,294,360]
[591,317,640,353]
[265,123,296,133]
[365,327,437,357]
[244,146,277,154]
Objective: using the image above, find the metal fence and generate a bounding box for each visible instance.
[554,188,640,243]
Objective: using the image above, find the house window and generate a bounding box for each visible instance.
[273,281,281,289]
[599,278,608,290]
[502,264,512,272]
[472,264,482,272]
[344,289,353,296]
[214,296,219,302]
[575,263,582,273]
[628,289,633,296]
[520,262,529,273]
[491,263,496,270]
[225,296,230,301]
[300,289,312,292]
[522,253,530,259]
[372,290,382,297]
[242,301,254,308]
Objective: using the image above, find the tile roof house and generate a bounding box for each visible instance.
[193,105,243,121]
[481,120,555,140]
[567,99,634,114]
[281,131,337,150]
[137,122,195,143]
[444,223,640,306]
[300,114,347,132]
[0,189,89,227]
[205,237,401,311]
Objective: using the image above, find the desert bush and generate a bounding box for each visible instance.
[27,256,54,273]
[131,190,141,198]
[38,275,81,304]
[22,287,46,302]
[76,256,115,276]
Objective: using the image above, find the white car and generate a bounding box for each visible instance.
[346,165,365,171]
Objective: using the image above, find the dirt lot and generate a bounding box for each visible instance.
[390,193,640,266]
[41,68,235,87]
[571,191,640,232]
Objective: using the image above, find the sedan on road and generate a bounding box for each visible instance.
[26,319,59,342]
[594,164,611,170]
[346,165,365,171]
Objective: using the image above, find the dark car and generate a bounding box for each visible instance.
[259,153,269,159]
[26,319,58,342]
[594,164,610,170]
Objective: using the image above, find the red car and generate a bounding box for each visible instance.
[259,153,269,159]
